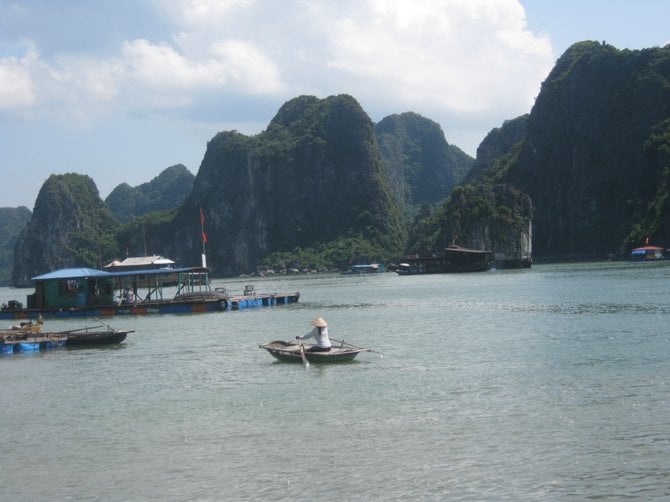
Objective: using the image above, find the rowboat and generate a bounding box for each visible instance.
[65,329,131,346]
[60,318,133,346]
[259,340,370,363]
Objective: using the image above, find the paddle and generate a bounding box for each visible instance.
[330,338,384,357]
[299,343,310,368]
[58,326,94,334]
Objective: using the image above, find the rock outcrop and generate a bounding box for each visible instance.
[0,206,31,286]
[375,112,473,219]
[498,42,670,259]
[12,174,119,286]
[105,164,194,223]
[165,95,407,275]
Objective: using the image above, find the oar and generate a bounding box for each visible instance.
[58,327,93,334]
[93,317,115,332]
[330,338,384,357]
[299,343,310,368]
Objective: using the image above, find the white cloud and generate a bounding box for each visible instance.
[164,0,252,27]
[0,0,552,125]
[121,37,284,95]
[307,0,552,115]
[0,46,38,110]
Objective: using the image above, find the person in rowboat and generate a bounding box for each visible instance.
[296,316,331,352]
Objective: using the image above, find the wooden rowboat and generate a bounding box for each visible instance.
[65,329,131,346]
[259,340,369,363]
[60,318,133,346]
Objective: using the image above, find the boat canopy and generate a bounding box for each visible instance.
[631,245,664,253]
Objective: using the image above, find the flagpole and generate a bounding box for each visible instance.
[200,208,207,268]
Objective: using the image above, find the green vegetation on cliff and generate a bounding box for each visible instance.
[105,164,194,223]
[168,95,407,275]
[455,41,670,260]
[407,183,532,262]
[12,174,119,286]
[375,112,473,221]
[0,207,31,286]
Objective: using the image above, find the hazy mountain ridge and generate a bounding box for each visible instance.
[105,164,195,223]
[375,112,473,220]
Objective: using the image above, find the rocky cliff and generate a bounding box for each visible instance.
[166,95,406,275]
[0,206,31,286]
[105,164,194,223]
[375,112,473,219]
[12,174,119,286]
[465,114,528,185]
[496,41,670,259]
[407,183,532,267]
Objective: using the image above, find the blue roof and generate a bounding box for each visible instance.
[32,268,113,281]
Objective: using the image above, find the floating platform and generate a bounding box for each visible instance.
[0,290,300,320]
[0,332,68,354]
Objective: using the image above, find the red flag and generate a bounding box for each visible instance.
[202,232,207,243]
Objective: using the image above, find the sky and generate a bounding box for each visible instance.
[1,0,669,209]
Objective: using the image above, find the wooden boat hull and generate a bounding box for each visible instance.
[259,340,367,363]
[65,330,130,346]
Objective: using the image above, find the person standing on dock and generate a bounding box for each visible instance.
[296,316,332,352]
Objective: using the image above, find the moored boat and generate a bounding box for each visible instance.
[630,245,667,261]
[65,329,130,346]
[396,245,493,275]
[259,340,370,363]
[61,318,133,346]
[341,263,385,275]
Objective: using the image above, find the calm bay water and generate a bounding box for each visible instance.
[1,262,669,500]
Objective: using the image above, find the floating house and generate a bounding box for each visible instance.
[1,266,299,320]
[28,268,115,309]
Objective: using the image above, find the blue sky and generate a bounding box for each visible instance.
[1,0,668,209]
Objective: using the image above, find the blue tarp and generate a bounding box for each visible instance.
[32,268,112,281]
[32,266,207,282]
